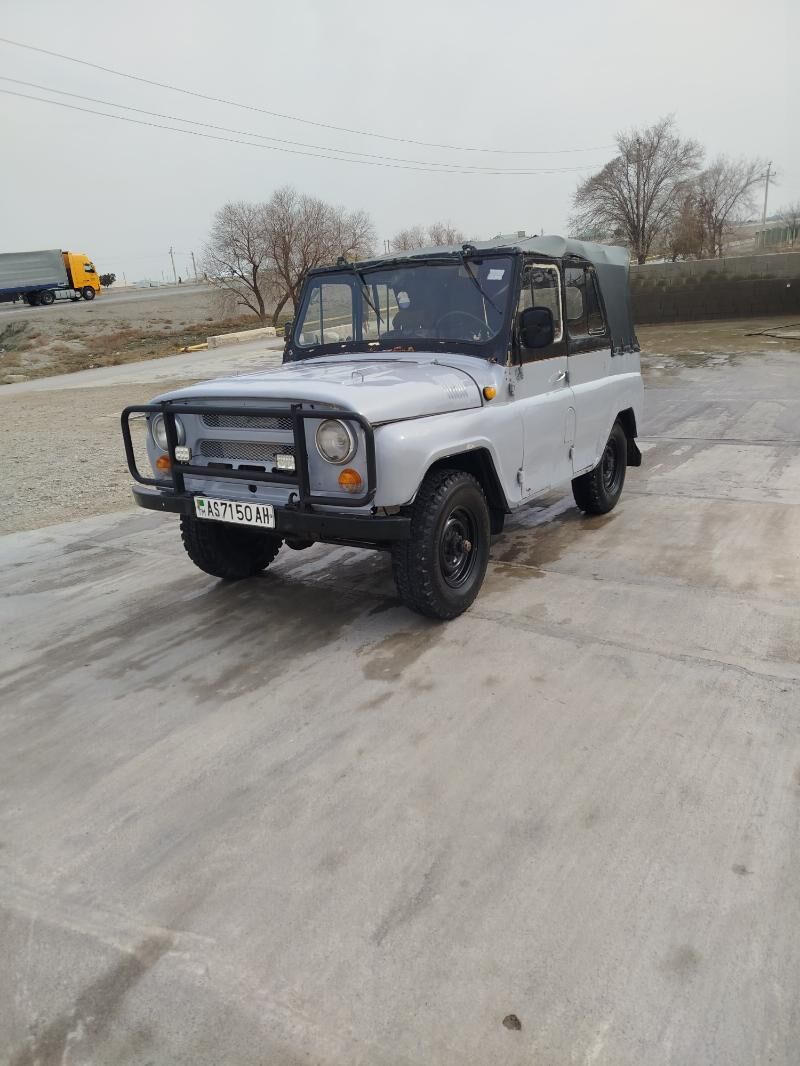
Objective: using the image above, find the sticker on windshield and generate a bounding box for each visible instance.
[487,268,505,281]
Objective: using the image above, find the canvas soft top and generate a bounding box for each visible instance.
[316,234,639,354]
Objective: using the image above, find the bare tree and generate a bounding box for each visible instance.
[204,190,376,327]
[390,221,464,252]
[202,201,272,323]
[778,201,800,247]
[693,156,766,257]
[265,186,375,325]
[660,187,706,260]
[570,117,702,264]
[427,221,465,246]
[390,225,428,252]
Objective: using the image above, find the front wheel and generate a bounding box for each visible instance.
[38,290,55,306]
[571,420,627,515]
[82,286,96,301]
[392,469,490,620]
[180,515,282,580]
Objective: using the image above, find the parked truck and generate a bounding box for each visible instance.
[0,249,101,306]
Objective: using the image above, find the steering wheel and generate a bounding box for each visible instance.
[435,310,491,340]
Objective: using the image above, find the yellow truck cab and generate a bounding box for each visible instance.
[63,251,101,300]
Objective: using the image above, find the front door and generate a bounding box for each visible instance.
[515,261,576,498]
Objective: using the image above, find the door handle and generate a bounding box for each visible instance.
[550,369,567,385]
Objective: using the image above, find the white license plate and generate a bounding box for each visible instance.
[194,497,275,528]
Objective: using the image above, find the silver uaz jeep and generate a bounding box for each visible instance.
[122,236,643,619]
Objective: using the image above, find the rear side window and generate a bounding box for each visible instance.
[519,264,563,343]
[565,265,608,343]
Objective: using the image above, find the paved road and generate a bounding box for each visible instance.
[0,284,213,318]
[0,334,284,396]
[2,350,800,1065]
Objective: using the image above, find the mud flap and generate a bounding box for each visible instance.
[627,438,642,467]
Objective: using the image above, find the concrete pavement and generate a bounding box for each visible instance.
[1,349,800,1064]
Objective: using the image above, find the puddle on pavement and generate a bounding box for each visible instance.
[642,350,743,381]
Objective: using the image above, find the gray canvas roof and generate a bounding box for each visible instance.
[367,234,631,269]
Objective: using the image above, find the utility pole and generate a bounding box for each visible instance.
[761,161,772,226]
[169,246,177,284]
[191,250,197,280]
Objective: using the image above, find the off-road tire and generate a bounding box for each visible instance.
[82,286,96,301]
[391,469,490,620]
[571,420,627,515]
[180,515,282,580]
[38,290,55,306]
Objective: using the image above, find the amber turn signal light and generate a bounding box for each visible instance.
[483,386,497,400]
[155,455,171,471]
[338,468,363,493]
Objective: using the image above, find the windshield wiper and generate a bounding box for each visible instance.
[337,256,383,332]
[459,243,502,318]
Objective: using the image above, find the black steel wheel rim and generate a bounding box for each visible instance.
[602,437,623,494]
[439,506,479,589]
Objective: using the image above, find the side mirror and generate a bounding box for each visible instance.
[283,319,294,342]
[518,306,554,349]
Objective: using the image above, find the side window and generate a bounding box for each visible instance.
[565,265,607,344]
[297,282,353,347]
[585,268,606,335]
[519,263,563,355]
[564,266,585,327]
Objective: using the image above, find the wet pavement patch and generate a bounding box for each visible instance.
[358,627,439,682]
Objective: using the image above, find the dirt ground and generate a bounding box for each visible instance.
[1,313,798,535]
[0,285,264,384]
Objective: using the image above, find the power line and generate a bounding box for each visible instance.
[0,76,604,174]
[0,35,615,158]
[0,88,601,177]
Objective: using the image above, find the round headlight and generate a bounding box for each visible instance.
[315,419,356,464]
[151,413,185,450]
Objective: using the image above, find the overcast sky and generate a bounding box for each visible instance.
[1,0,797,282]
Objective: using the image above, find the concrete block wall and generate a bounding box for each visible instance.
[630,252,800,323]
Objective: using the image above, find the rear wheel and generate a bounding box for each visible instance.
[571,420,627,515]
[180,515,282,580]
[81,286,96,301]
[25,293,40,306]
[392,469,490,620]
[38,290,55,306]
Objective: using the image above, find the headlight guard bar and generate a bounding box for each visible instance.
[121,401,376,509]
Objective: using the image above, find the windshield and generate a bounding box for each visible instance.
[293,255,514,359]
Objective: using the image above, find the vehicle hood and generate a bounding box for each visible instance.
[153,355,488,423]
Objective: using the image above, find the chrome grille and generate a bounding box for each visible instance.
[201,412,293,432]
[197,439,295,464]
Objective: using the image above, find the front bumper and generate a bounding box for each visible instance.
[132,486,410,542]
